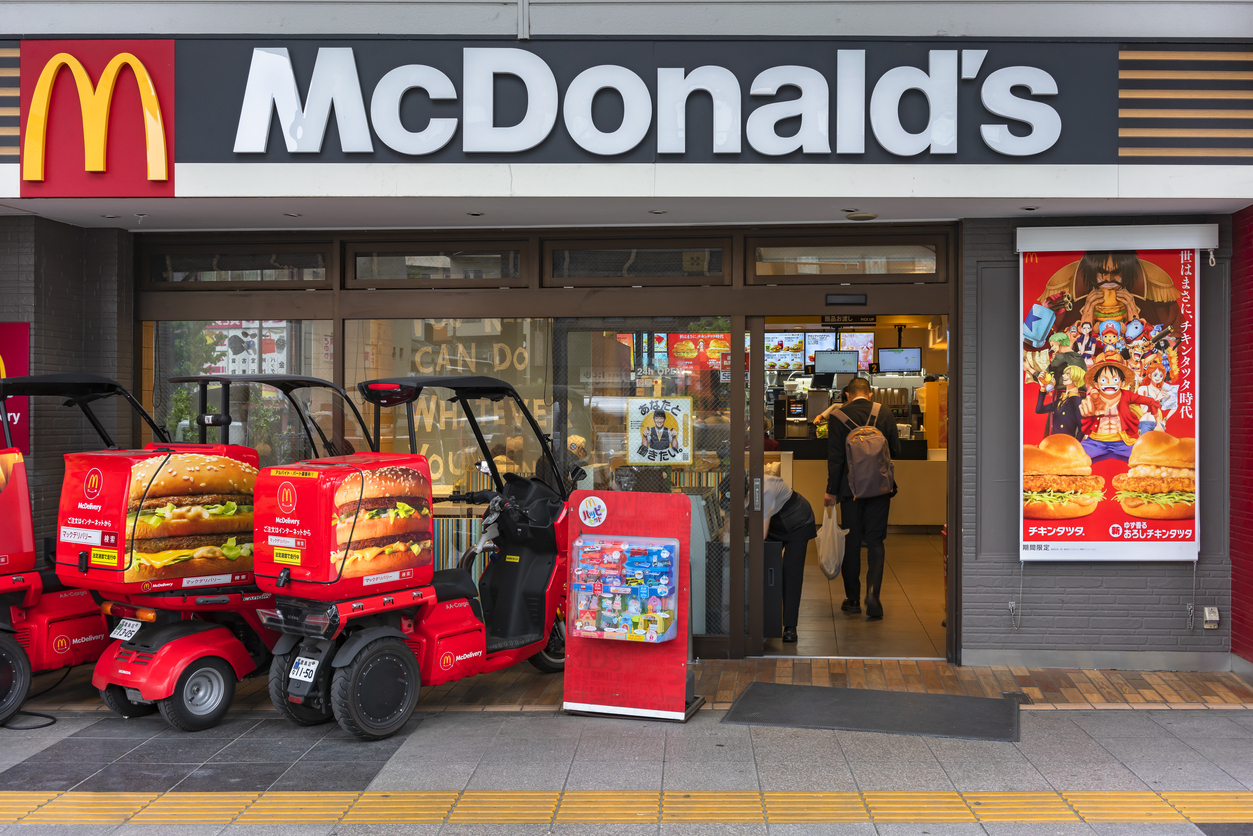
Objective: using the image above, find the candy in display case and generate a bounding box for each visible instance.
[569,535,679,643]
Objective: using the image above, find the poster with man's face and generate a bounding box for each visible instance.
[627,397,692,465]
[1020,248,1197,562]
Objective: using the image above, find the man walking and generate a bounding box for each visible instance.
[824,378,901,620]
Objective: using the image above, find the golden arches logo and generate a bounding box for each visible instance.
[53,635,70,653]
[1025,253,1040,264]
[0,352,6,378]
[277,481,297,514]
[84,467,103,499]
[439,651,454,671]
[22,52,168,182]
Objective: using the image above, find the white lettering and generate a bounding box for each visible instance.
[980,66,1062,156]
[656,66,742,154]
[563,65,651,156]
[234,47,373,154]
[371,64,459,155]
[72,634,105,645]
[869,50,958,156]
[462,48,558,153]
[835,50,866,154]
[77,502,102,512]
[746,65,830,156]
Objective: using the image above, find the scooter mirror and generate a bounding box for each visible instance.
[569,465,587,484]
[476,459,492,475]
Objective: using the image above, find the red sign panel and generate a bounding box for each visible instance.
[0,322,30,454]
[666,333,730,372]
[20,39,175,198]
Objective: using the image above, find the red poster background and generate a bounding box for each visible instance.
[666,333,729,372]
[0,323,31,454]
[1021,249,1197,557]
[563,491,691,717]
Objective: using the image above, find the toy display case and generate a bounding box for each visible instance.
[569,535,679,643]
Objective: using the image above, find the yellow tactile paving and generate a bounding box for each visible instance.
[1064,791,1186,822]
[764,791,870,822]
[233,791,359,824]
[341,791,459,823]
[447,791,559,823]
[20,792,158,825]
[556,791,661,822]
[1162,791,1253,822]
[964,791,1081,821]
[129,792,260,824]
[0,792,59,823]
[662,791,765,821]
[863,792,977,822]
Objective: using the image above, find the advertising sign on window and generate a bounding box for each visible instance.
[1020,248,1198,561]
[666,333,729,372]
[0,323,31,453]
[627,397,692,465]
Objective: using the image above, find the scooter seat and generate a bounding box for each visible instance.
[431,568,479,603]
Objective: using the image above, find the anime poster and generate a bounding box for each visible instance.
[627,397,692,465]
[1020,249,1197,561]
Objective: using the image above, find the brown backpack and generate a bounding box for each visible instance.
[831,403,894,500]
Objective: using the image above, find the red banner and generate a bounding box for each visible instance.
[1020,249,1197,561]
[0,323,31,454]
[666,333,729,372]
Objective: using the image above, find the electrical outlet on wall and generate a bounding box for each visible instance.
[1203,607,1220,629]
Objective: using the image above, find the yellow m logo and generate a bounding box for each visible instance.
[22,52,167,182]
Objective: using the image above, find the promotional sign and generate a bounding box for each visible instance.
[765,332,804,371]
[0,322,30,454]
[627,397,692,465]
[840,332,875,370]
[804,332,837,366]
[666,333,729,372]
[564,490,696,720]
[1020,248,1198,561]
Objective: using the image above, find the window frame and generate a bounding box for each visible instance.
[140,241,335,290]
[543,237,732,288]
[746,232,949,286]
[345,240,531,290]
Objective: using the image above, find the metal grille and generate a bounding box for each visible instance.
[0,44,15,162]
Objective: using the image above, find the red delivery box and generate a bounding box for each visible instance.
[253,453,435,600]
[56,444,260,596]
[0,449,37,574]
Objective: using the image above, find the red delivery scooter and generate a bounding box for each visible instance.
[0,374,172,726]
[254,376,579,740]
[59,375,375,731]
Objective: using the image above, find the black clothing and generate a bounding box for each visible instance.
[840,494,891,605]
[767,491,816,630]
[1046,350,1087,385]
[826,398,902,500]
[1035,389,1083,440]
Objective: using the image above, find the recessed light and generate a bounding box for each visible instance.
[283,212,302,218]
[133,213,148,218]
[845,212,878,222]
[842,208,859,213]
[467,211,484,217]
[100,214,118,219]
[1021,206,1040,211]
[648,210,668,215]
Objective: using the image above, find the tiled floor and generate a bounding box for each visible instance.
[763,532,947,658]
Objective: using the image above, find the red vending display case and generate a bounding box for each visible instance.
[563,490,702,721]
[56,444,260,596]
[253,452,435,600]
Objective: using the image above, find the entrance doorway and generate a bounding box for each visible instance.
[754,315,950,658]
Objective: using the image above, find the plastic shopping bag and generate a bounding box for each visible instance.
[817,506,846,580]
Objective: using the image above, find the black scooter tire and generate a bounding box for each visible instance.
[268,650,333,725]
[0,632,32,726]
[100,683,157,718]
[528,616,566,674]
[331,636,419,741]
[158,657,235,732]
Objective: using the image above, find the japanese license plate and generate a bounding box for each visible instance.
[289,656,319,682]
[109,619,142,642]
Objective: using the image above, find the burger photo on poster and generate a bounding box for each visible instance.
[671,340,698,359]
[1023,434,1105,520]
[334,466,433,578]
[126,454,258,582]
[1112,431,1195,520]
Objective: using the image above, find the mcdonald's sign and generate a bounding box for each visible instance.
[0,323,30,454]
[83,468,103,500]
[19,39,174,198]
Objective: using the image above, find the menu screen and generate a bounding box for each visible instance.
[839,332,875,370]
[804,332,836,366]
[765,332,805,372]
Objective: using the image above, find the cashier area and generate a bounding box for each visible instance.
[763,316,948,530]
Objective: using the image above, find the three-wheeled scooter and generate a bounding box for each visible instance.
[58,374,375,730]
[255,376,576,739]
[0,374,170,725]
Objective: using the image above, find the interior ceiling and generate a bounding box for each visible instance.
[0,195,1245,233]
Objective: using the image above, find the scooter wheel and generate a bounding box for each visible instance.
[0,632,32,726]
[527,616,566,674]
[99,684,157,718]
[331,636,419,741]
[268,650,333,725]
[158,657,235,732]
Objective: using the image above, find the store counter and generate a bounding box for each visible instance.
[787,448,947,528]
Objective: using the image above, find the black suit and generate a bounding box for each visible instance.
[826,398,902,606]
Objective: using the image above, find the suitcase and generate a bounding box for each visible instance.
[762,541,783,639]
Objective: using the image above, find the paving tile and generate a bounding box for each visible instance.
[563,761,665,791]
[301,737,407,762]
[1119,759,1249,791]
[207,739,316,763]
[1069,712,1177,738]
[171,762,293,792]
[657,825,767,836]
[124,738,232,764]
[23,738,140,763]
[4,827,121,836]
[1033,762,1152,791]
[761,826,877,836]
[937,759,1053,791]
[465,760,572,791]
[153,719,261,739]
[67,718,169,739]
[73,762,200,792]
[111,826,228,836]
[836,732,938,762]
[438,826,564,836]
[662,738,755,763]
[367,760,479,792]
[239,719,336,740]
[660,761,761,791]
[218,826,336,836]
[1017,742,1131,767]
[755,760,857,792]
[268,759,387,791]
[870,826,990,836]
[980,826,1097,836]
[0,760,105,790]
[477,738,580,764]
[330,826,444,836]
[1086,825,1206,836]
[926,737,1033,763]
[1095,737,1214,763]
[1150,714,1253,739]
[845,759,956,791]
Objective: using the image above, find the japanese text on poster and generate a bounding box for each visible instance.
[628,397,692,465]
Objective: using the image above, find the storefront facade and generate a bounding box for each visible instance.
[1,16,1250,670]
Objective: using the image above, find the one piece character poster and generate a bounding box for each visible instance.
[1020,248,1197,561]
[627,397,692,465]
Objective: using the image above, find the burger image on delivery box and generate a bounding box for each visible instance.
[126,454,258,582]
[334,466,434,577]
[1112,431,1195,520]
[1022,434,1105,520]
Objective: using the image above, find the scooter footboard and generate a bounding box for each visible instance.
[92,621,257,701]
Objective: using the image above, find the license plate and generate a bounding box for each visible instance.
[110,619,142,642]
[289,656,318,682]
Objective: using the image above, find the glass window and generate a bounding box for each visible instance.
[150,252,326,283]
[549,247,725,284]
[755,244,937,276]
[354,249,522,284]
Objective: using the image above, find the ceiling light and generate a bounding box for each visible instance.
[845,212,878,222]
[841,208,858,213]
[100,214,119,219]
[649,210,668,215]
[1021,206,1040,211]
[283,212,302,218]
[467,211,484,217]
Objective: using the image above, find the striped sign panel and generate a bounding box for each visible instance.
[0,43,16,159]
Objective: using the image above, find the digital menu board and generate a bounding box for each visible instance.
[765,332,804,372]
[839,332,875,371]
[804,332,836,365]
